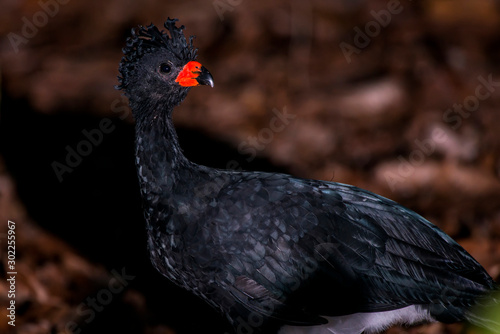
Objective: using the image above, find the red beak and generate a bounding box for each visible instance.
[175,61,214,87]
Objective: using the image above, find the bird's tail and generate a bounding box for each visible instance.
[465,290,500,333]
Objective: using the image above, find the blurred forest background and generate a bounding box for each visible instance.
[1,0,500,333]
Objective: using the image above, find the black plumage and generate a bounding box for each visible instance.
[117,19,498,334]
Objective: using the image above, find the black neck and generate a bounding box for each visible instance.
[134,104,191,199]
[132,96,228,228]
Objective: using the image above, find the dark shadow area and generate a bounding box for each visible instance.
[0,92,288,334]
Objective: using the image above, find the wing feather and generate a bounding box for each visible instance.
[203,173,495,326]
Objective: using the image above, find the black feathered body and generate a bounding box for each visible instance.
[135,111,495,333]
[120,19,497,334]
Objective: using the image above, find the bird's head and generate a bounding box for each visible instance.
[116,18,213,118]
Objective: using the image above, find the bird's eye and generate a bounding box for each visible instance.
[159,63,171,74]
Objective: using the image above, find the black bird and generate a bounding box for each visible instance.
[117,19,498,334]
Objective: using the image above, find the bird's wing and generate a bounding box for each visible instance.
[201,172,494,325]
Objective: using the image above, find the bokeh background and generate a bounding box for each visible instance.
[1,0,500,333]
